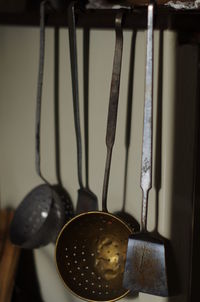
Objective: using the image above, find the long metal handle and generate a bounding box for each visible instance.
[102,12,123,212]
[35,1,50,185]
[68,2,84,189]
[140,3,154,231]
[83,28,90,189]
[122,30,137,211]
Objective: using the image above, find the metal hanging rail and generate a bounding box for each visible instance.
[0,1,200,32]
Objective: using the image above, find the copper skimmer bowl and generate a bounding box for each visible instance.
[55,211,132,302]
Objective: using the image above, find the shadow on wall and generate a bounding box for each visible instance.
[152,31,198,301]
[169,41,198,301]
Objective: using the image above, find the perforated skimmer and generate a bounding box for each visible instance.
[55,9,132,302]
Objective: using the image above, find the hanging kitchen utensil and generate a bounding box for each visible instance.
[115,31,140,233]
[123,2,169,296]
[52,26,74,222]
[68,2,98,214]
[56,9,133,302]
[10,1,65,249]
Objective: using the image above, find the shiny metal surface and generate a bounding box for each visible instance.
[56,212,132,302]
[123,2,170,297]
[123,233,168,296]
[140,2,153,232]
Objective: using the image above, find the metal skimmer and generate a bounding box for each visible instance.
[56,10,132,302]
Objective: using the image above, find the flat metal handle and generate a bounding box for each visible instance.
[140,3,154,231]
[102,12,124,212]
[35,1,50,185]
[68,2,84,189]
[83,28,90,189]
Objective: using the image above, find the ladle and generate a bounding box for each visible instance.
[115,31,140,233]
[52,26,74,222]
[10,1,65,249]
[123,2,169,296]
[68,2,98,214]
[56,10,133,302]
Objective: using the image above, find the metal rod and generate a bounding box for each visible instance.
[68,1,84,189]
[83,28,90,189]
[140,2,154,231]
[35,0,50,185]
[102,12,123,212]
[122,30,136,211]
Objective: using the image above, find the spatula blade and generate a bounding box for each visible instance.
[123,233,169,297]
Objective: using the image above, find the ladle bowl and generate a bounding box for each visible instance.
[115,211,140,233]
[56,211,132,302]
[10,184,64,249]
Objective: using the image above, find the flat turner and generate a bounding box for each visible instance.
[123,1,169,297]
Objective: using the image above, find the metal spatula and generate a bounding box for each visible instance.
[123,2,169,297]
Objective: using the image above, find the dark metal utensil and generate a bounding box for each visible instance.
[56,11,132,302]
[115,31,140,233]
[10,1,65,249]
[68,2,98,214]
[123,2,169,296]
[53,26,74,222]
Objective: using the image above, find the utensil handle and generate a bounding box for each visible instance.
[83,28,90,189]
[68,2,84,189]
[102,12,123,212]
[122,30,137,211]
[140,2,154,231]
[35,1,50,185]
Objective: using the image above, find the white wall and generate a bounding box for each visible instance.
[0,25,198,302]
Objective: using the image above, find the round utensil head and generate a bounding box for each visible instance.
[52,184,74,222]
[115,211,140,233]
[56,211,132,302]
[10,184,64,249]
